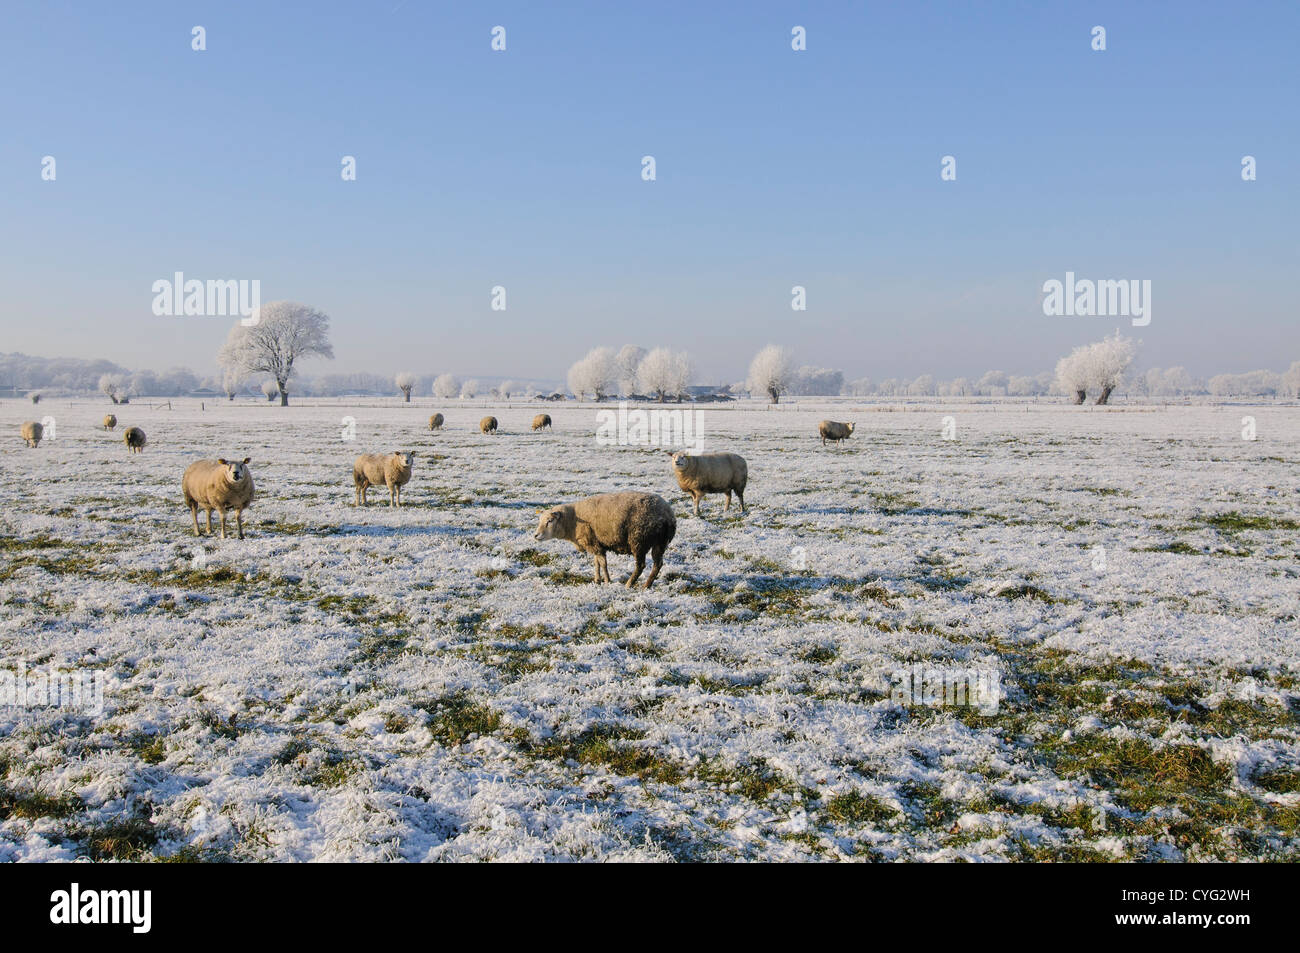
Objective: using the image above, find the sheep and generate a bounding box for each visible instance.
[428,413,444,431]
[353,451,416,507]
[480,416,498,434]
[534,491,676,588]
[668,451,747,515]
[182,457,255,539]
[124,427,146,453]
[103,414,117,431]
[19,421,43,448]
[818,420,855,446]
[531,413,552,431]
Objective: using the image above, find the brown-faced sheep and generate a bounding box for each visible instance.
[353,451,416,506]
[19,421,43,448]
[182,457,255,539]
[669,451,747,515]
[480,416,498,434]
[534,492,676,588]
[124,427,146,453]
[531,413,552,431]
[818,420,855,445]
[428,413,444,431]
[103,414,117,431]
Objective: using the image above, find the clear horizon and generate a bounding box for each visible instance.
[2,1,1296,384]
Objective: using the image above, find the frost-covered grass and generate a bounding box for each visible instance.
[1,397,1298,861]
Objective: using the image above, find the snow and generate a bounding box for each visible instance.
[1,397,1297,861]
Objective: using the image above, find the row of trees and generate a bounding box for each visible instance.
[567,345,693,402]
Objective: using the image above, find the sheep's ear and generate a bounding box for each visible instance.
[218,458,228,465]
[242,457,251,464]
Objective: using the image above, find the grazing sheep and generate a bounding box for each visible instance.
[124,427,146,453]
[669,451,748,515]
[480,416,498,434]
[818,420,855,446]
[535,491,676,588]
[182,457,255,539]
[353,451,416,507]
[428,413,444,431]
[19,421,43,448]
[531,413,552,431]
[103,414,117,431]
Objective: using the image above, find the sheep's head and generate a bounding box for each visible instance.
[393,451,415,468]
[534,507,563,542]
[669,451,693,472]
[217,457,252,483]
[847,422,856,435]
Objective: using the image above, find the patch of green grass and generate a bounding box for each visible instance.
[1203,511,1300,533]
[1252,767,1300,794]
[993,582,1061,603]
[535,724,683,783]
[515,548,555,567]
[420,692,504,748]
[0,784,82,821]
[77,810,160,861]
[822,790,897,826]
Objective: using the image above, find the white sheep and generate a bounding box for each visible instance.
[19,421,43,448]
[353,451,416,506]
[818,420,855,445]
[534,492,677,588]
[531,413,552,431]
[668,451,748,515]
[103,414,117,431]
[429,413,444,430]
[480,416,498,434]
[182,457,255,539]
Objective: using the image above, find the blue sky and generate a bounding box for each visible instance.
[1,0,1296,384]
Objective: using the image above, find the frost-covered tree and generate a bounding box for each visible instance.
[433,374,459,399]
[1283,361,1300,399]
[460,379,479,399]
[28,391,41,404]
[567,346,617,400]
[977,370,1008,396]
[217,301,334,406]
[791,365,844,396]
[615,345,646,396]
[495,379,518,400]
[396,371,415,402]
[1085,333,1137,404]
[747,345,794,404]
[1054,347,1091,404]
[261,379,279,402]
[220,367,244,401]
[907,374,935,397]
[99,373,129,404]
[844,377,874,397]
[637,347,693,402]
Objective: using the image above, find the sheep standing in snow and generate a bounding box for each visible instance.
[124,427,147,453]
[353,451,416,507]
[428,413,444,431]
[103,414,117,431]
[668,451,748,516]
[182,457,255,539]
[19,421,43,448]
[534,492,676,588]
[531,413,552,431]
[480,416,498,434]
[818,420,855,446]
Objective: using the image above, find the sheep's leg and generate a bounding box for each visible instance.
[236,509,244,540]
[645,546,666,588]
[190,503,201,536]
[724,491,732,511]
[598,553,611,583]
[592,555,604,584]
[737,490,745,512]
[626,551,646,588]
[206,510,214,535]
[218,509,228,540]
[692,493,702,516]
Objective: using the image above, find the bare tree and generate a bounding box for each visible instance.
[637,347,693,402]
[747,345,794,404]
[396,371,415,402]
[217,301,334,406]
[433,373,459,399]
[99,373,129,404]
[1086,333,1137,404]
[1054,347,1090,404]
[261,379,279,402]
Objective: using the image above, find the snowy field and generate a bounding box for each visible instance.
[1,396,1298,862]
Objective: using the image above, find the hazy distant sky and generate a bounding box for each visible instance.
[1,1,1296,384]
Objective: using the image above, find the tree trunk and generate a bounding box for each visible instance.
[1095,385,1114,405]
[1073,389,1086,404]
[279,383,289,406]
[402,390,411,403]
[769,387,779,404]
